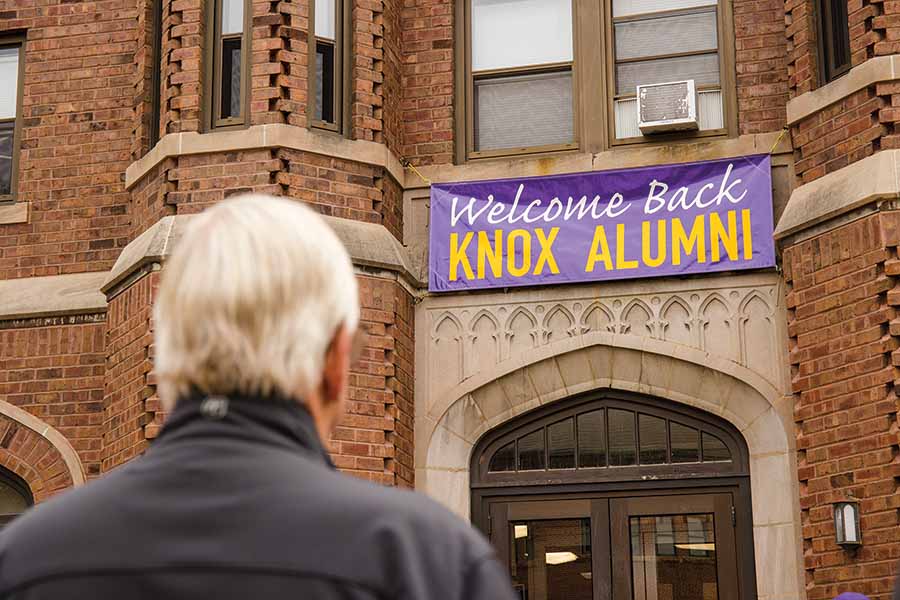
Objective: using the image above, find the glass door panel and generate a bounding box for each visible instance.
[630,515,719,600]
[489,500,606,600]
[510,518,593,600]
[611,494,738,600]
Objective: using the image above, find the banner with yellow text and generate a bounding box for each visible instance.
[428,154,775,292]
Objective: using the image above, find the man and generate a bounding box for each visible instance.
[0,195,517,599]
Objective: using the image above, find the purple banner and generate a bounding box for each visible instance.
[429,154,775,292]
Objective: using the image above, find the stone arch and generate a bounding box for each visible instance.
[0,399,86,502]
[417,332,801,600]
[579,301,614,334]
[541,304,576,343]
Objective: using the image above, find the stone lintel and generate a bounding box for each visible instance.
[786,55,900,125]
[125,124,406,190]
[0,202,28,225]
[774,150,900,243]
[0,272,107,321]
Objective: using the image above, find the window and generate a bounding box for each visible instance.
[206,0,249,129]
[610,0,727,141]
[309,0,347,131]
[149,0,163,148]
[463,0,576,158]
[817,0,851,83]
[474,392,746,485]
[456,0,737,159]
[0,467,32,528]
[0,37,24,203]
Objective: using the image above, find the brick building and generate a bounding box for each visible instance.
[0,0,897,598]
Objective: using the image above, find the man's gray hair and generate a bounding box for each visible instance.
[154,194,359,409]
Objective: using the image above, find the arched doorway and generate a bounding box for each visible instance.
[0,466,32,527]
[471,391,756,600]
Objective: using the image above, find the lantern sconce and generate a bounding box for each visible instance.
[833,501,861,549]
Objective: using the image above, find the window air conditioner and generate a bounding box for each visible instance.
[636,80,699,135]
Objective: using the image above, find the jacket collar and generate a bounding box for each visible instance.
[154,391,336,469]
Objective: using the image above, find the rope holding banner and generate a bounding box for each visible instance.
[769,126,789,155]
[400,157,432,186]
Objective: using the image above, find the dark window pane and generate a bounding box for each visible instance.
[518,429,545,471]
[639,414,667,465]
[608,409,636,466]
[315,41,336,123]
[0,122,13,197]
[702,432,731,462]
[489,441,516,472]
[670,422,700,463]
[829,0,849,69]
[548,418,576,469]
[474,69,573,151]
[221,38,241,119]
[577,410,606,468]
[149,0,163,147]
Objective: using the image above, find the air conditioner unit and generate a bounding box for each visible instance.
[636,80,699,134]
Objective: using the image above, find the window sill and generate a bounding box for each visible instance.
[465,143,580,163]
[0,202,27,225]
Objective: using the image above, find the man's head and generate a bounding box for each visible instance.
[154,194,359,438]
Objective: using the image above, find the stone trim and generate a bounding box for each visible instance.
[0,202,27,225]
[0,399,87,487]
[406,131,792,189]
[102,214,424,299]
[786,55,900,125]
[0,313,106,330]
[774,150,900,241]
[0,272,107,321]
[416,336,802,599]
[125,124,406,190]
[102,215,180,296]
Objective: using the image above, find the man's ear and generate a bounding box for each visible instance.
[321,323,353,407]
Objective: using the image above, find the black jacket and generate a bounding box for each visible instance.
[0,395,516,600]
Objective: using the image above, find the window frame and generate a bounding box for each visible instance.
[456,0,583,161]
[605,0,738,146]
[472,390,749,488]
[307,0,351,134]
[0,34,25,205]
[454,0,739,162]
[203,0,252,131]
[816,0,851,85]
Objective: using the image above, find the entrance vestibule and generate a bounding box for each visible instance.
[471,392,756,600]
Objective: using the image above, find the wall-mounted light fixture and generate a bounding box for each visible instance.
[833,501,861,548]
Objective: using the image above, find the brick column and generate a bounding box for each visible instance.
[783,211,900,599]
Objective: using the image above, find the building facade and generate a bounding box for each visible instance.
[0,0,896,598]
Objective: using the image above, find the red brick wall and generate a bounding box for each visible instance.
[135,149,402,237]
[399,0,453,166]
[792,87,886,183]
[102,273,161,472]
[0,318,106,479]
[734,0,790,133]
[784,212,900,600]
[0,0,134,280]
[331,275,414,486]
[381,0,403,158]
